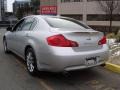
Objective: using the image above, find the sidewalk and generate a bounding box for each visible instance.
[105,44,120,74]
[108,56,120,65]
[108,42,120,65]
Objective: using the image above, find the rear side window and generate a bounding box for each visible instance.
[30,19,37,30]
[45,17,90,30]
[13,19,25,31]
[20,18,34,31]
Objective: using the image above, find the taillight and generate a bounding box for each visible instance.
[47,34,79,47]
[98,36,106,45]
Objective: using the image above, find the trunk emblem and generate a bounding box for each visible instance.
[86,38,91,40]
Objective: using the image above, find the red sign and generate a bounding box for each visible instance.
[40,6,57,15]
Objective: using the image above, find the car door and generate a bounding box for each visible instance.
[14,17,35,57]
[7,19,25,51]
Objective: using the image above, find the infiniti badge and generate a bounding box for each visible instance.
[86,37,91,40]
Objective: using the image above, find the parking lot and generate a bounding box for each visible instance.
[0,28,120,90]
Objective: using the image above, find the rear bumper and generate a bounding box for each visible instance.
[36,45,109,72]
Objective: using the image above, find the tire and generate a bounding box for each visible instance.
[25,48,38,76]
[3,38,10,53]
[100,63,106,67]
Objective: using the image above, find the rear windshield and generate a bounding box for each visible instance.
[45,17,90,30]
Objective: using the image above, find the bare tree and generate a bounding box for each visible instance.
[31,0,40,14]
[16,3,33,19]
[15,0,40,19]
[98,0,120,32]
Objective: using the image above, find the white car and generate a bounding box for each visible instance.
[3,15,109,75]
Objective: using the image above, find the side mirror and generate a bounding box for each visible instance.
[6,27,12,31]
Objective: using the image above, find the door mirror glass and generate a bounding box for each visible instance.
[6,27,12,31]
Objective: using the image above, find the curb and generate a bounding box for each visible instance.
[105,62,120,74]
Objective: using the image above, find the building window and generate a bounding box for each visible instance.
[87,0,118,1]
[87,14,120,21]
[61,0,82,3]
[61,14,83,20]
[87,0,100,1]
[90,26,119,33]
[61,0,70,2]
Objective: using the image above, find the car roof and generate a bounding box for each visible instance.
[24,15,60,19]
[24,15,75,21]
[23,15,86,26]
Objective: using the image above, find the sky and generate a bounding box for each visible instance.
[7,0,15,12]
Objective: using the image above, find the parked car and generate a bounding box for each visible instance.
[3,15,109,75]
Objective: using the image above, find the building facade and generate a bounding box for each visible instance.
[40,0,57,15]
[58,0,120,26]
[0,0,7,21]
[0,0,1,21]
[40,0,120,32]
[13,0,31,15]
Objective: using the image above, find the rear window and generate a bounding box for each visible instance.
[45,17,90,30]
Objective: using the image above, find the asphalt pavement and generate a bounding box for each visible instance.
[0,28,120,90]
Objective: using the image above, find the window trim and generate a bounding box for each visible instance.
[12,17,38,32]
[12,19,25,32]
[29,18,38,31]
[20,17,35,31]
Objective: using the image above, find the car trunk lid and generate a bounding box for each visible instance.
[50,28,103,52]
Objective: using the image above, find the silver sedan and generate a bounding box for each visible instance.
[3,15,109,75]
